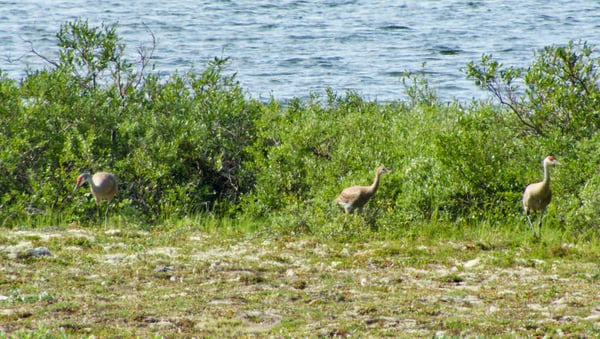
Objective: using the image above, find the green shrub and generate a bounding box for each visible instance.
[243,83,460,235]
[466,40,600,141]
[466,40,600,237]
[0,20,261,227]
[1,18,599,243]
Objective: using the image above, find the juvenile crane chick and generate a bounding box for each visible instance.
[336,165,389,215]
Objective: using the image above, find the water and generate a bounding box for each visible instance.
[1,0,598,102]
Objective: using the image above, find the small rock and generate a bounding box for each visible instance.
[25,247,51,257]
[154,266,174,273]
[463,258,480,268]
[105,229,121,236]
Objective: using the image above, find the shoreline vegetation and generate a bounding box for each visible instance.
[1,21,599,337]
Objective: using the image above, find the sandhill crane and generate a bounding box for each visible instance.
[74,172,117,227]
[336,166,390,218]
[522,156,560,237]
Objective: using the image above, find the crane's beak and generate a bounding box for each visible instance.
[73,182,82,192]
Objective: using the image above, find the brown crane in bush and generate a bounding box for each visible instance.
[336,166,389,218]
[522,156,560,237]
[74,172,118,227]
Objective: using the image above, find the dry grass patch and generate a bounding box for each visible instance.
[0,226,598,337]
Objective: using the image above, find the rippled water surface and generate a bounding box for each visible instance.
[1,0,598,102]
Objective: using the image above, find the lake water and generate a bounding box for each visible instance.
[1,0,598,102]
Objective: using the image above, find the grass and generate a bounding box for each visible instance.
[0,218,599,338]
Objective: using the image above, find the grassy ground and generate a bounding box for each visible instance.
[1,221,599,338]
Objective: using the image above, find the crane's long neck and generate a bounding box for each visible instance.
[86,176,98,191]
[542,161,551,186]
[368,171,383,193]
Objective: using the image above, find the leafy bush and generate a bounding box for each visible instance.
[466,40,600,237]
[0,19,598,242]
[0,20,260,227]
[243,84,464,235]
[466,40,600,141]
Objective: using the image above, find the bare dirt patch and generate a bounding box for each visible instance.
[0,228,598,337]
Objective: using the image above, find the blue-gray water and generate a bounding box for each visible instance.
[1,1,598,102]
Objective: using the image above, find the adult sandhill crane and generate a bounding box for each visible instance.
[74,172,118,227]
[522,156,560,237]
[336,166,390,217]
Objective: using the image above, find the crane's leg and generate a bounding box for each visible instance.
[104,200,111,229]
[537,210,544,238]
[96,203,102,222]
[341,207,351,227]
[525,211,535,235]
